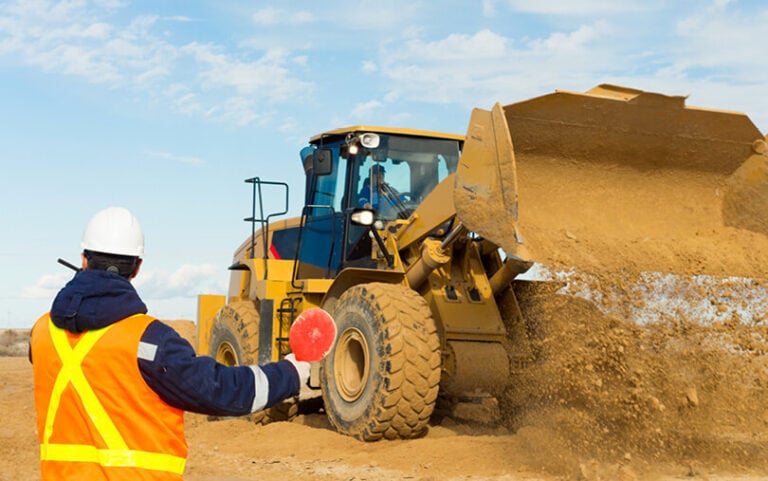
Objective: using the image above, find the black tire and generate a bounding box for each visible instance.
[209,301,260,366]
[208,301,297,425]
[321,282,441,441]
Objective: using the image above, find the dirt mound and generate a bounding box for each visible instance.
[498,285,768,477]
[0,329,29,357]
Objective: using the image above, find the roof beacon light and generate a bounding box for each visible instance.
[359,133,380,149]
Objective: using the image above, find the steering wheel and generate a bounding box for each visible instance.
[387,191,419,219]
[397,192,419,208]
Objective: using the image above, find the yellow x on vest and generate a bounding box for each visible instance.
[40,318,185,474]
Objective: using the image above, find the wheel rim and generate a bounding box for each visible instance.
[334,327,370,402]
[216,342,238,366]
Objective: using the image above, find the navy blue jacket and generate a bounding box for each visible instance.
[42,269,298,416]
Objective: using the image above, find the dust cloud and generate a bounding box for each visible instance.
[498,280,768,477]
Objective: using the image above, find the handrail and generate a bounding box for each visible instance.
[243,177,289,280]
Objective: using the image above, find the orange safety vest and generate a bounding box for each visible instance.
[31,314,187,480]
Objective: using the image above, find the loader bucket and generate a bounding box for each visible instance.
[463,84,768,279]
[454,103,531,265]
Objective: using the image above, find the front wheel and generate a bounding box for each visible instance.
[322,283,441,441]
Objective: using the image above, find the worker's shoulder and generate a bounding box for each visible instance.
[139,318,183,342]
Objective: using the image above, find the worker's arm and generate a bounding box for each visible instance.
[137,320,304,416]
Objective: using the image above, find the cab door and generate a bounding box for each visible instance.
[296,148,348,279]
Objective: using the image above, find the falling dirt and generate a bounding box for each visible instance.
[499,283,768,478]
[485,136,768,478]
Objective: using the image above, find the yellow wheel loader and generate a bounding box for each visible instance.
[197,84,768,441]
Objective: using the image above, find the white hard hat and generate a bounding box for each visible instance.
[81,207,145,257]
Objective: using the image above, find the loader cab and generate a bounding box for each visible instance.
[297,127,462,279]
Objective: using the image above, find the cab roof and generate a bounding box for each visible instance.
[309,125,464,144]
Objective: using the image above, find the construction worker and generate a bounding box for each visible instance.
[357,164,407,217]
[30,206,311,480]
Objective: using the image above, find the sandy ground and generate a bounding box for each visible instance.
[3,308,768,481]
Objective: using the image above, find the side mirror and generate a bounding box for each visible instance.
[313,149,333,176]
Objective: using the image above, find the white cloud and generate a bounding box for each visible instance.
[37,43,122,83]
[0,6,167,86]
[369,1,767,134]
[351,100,383,120]
[94,0,127,8]
[343,1,420,31]
[277,116,300,134]
[183,43,313,101]
[713,0,735,7]
[675,5,768,73]
[134,263,223,299]
[163,83,204,116]
[1,0,765,135]
[21,262,223,303]
[145,151,204,165]
[0,1,314,126]
[205,97,260,126]
[362,60,378,73]
[253,8,280,25]
[482,0,497,17]
[18,263,226,324]
[21,272,72,300]
[378,26,614,107]
[528,21,608,53]
[502,0,650,15]
[393,30,509,61]
[253,8,314,26]
[163,15,195,23]
[387,111,413,125]
[292,55,308,67]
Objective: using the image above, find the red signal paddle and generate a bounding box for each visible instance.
[289,308,337,362]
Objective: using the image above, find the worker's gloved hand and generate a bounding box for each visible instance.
[284,353,313,400]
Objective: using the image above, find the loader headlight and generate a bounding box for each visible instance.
[350,208,375,226]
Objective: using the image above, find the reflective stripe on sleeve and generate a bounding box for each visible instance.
[250,365,269,412]
[137,341,158,361]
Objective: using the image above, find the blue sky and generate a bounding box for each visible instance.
[1,0,767,328]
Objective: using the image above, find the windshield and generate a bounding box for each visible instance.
[350,134,460,219]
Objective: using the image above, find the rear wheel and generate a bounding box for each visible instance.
[209,302,260,366]
[322,283,441,441]
[208,301,297,424]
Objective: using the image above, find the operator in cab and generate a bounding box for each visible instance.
[357,164,408,218]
